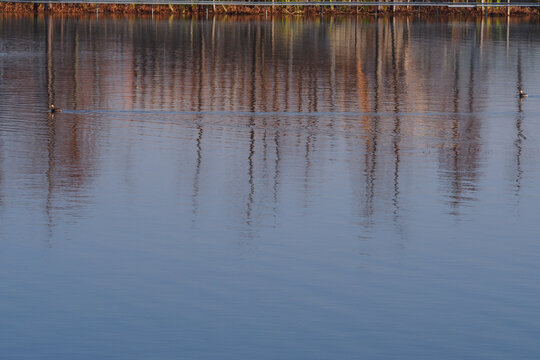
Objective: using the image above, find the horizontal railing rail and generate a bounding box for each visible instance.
[2,0,540,7]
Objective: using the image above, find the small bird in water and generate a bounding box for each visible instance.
[49,104,62,113]
[519,89,528,99]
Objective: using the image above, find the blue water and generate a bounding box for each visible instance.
[0,14,539,359]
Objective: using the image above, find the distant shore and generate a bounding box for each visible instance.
[1,2,540,16]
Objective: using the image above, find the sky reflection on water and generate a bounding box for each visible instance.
[0,14,539,359]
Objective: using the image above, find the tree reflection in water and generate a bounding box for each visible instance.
[0,14,537,240]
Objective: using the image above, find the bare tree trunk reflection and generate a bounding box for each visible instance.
[363,18,381,224]
[243,26,259,238]
[390,16,402,232]
[191,25,205,226]
[191,126,203,225]
[45,15,56,242]
[514,48,525,197]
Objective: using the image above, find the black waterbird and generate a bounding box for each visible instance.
[49,104,62,113]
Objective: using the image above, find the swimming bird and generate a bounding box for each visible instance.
[49,104,62,113]
[519,89,528,98]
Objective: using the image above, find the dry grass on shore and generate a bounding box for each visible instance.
[1,1,539,16]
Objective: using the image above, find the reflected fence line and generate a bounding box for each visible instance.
[4,0,540,7]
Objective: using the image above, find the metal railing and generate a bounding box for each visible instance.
[2,0,539,7]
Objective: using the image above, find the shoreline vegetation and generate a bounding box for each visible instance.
[1,2,540,16]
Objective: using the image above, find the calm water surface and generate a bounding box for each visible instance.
[1,14,540,359]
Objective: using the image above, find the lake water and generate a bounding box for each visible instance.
[1,13,539,359]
